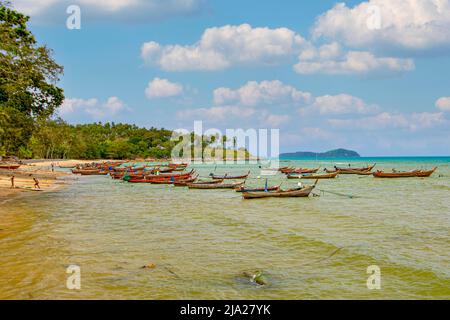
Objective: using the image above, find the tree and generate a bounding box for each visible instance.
[0,2,64,154]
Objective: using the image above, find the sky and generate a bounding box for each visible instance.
[12,0,450,156]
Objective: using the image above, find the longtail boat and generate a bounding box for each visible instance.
[292,167,320,174]
[0,164,21,170]
[325,164,376,174]
[128,170,195,183]
[127,177,189,183]
[145,169,195,180]
[211,171,250,180]
[150,174,199,185]
[187,181,245,189]
[281,167,320,174]
[325,164,376,175]
[280,167,295,174]
[287,172,338,179]
[150,167,175,173]
[113,172,145,180]
[335,164,376,171]
[168,163,188,171]
[234,185,281,193]
[75,169,109,175]
[373,167,437,178]
[242,181,317,199]
[177,179,224,187]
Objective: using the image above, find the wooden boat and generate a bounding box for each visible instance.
[293,167,320,174]
[211,171,250,180]
[177,179,224,187]
[335,164,376,171]
[151,167,175,173]
[0,164,21,170]
[150,174,198,185]
[325,164,376,174]
[281,167,320,174]
[280,167,295,174]
[116,172,145,179]
[287,172,338,179]
[128,171,195,183]
[242,183,317,199]
[373,167,437,178]
[235,185,281,193]
[75,169,109,176]
[187,181,245,189]
[169,163,188,170]
[145,169,195,180]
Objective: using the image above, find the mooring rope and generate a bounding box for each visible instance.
[317,188,358,199]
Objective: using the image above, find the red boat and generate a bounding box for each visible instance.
[150,174,199,185]
[0,164,21,170]
[128,170,195,183]
[145,169,195,180]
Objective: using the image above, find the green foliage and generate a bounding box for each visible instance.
[0,2,64,155]
[27,120,177,160]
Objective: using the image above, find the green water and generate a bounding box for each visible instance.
[1,158,449,299]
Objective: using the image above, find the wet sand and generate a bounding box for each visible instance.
[0,160,86,204]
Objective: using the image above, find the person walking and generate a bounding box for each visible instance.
[33,177,40,189]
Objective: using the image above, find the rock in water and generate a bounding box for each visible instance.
[243,270,268,286]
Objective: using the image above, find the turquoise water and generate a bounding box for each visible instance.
[0,158,449,299]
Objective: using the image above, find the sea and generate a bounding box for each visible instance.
[0,157,449,299]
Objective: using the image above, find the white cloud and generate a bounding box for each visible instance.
[436,97,450,111]
[328,112,446,131]
[141,23,416,75]
[141,24,307,71]
[145,78,183,99]
[312,0,450,53]
[60,96,127,119]
[300,94,379,115]
[213,80,312,106]
[262,114,290,127]
[295,49,415,75]
[13,0,205,22]
[59,98,98,114]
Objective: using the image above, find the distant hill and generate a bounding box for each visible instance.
[280,148,360,159]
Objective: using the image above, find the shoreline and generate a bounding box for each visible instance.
[0,160,85,205]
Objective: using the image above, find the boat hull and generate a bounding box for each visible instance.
[187,182,245,189]
[0,164,21,170]
[243,186,315,199]
[373,167,437,178]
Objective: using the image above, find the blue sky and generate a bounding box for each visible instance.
[14,0,450,156]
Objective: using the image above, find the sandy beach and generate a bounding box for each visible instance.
[0,160,89,204]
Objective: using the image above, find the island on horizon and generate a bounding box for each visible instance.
[280,148,361,159]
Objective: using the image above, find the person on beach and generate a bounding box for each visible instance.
[33,177,40,189]
[51,163,54,172]
[10,175,15,189]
